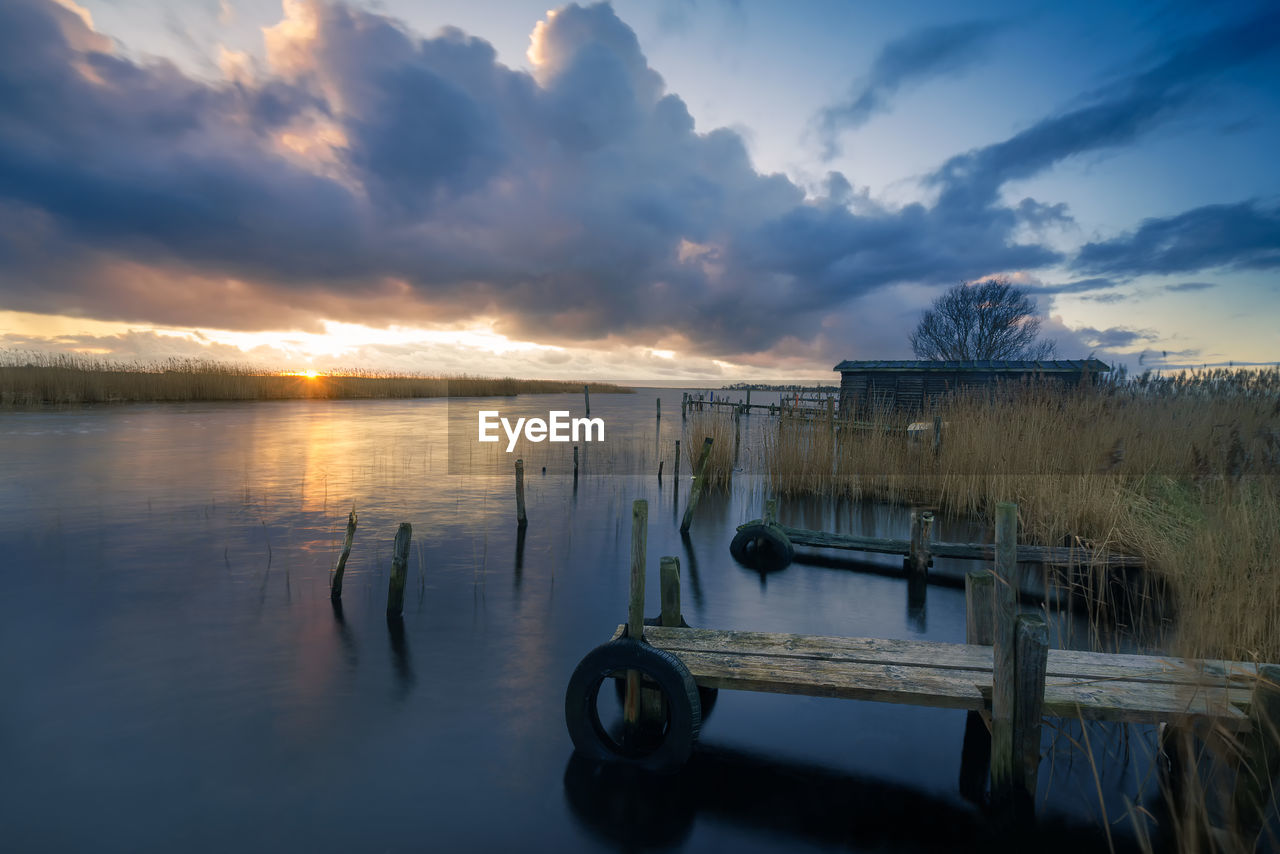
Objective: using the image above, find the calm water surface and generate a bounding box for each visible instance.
[1,390,1161,851]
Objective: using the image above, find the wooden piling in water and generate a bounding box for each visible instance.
[1233,664,1280,840]
[990,502,1019,815]
[657,460,663,482]
[680,437,714,534]
[514,459,528,528]
[905,510,933,581]
[624,500,648,728]
[660,556,681,627]
[584,384,590,417]
[386,522,412,618]
[965,570,995,645]
[674,440,680,483]
[1013,613,1048,820]
[656,397,661,419]
[330,509,358,600]
[764,499,777,526]
[573,445,579,479]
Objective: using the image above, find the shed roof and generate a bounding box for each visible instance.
[833,359,1111,373]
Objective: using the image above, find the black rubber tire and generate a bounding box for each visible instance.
[565,639,701,772]
[729,523,794,571]
[611,618,719,723]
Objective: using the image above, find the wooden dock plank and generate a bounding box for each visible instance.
[638,626,1257,687]
[777,525,1145,567]
[619,626,1255,728]
[670,649,987,710]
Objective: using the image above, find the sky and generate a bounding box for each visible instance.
[0,0,1277,383]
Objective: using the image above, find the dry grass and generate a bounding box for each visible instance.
[684,410,741,487]
[762,370,1280,661]
[0,351,632,405]
[762,370,1280,851]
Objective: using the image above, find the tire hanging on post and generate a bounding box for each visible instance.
[564,638,701,772]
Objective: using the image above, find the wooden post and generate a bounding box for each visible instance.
[990,502,1019,813]
[961,569,996,806]
[764,499,777,526]
[584,384,590,417]
[906,509,933,580]
[966,570,995,645]
[674,440,680,482]
[660,556,681,627]
[573,445,579,479]
[1013,613,1048,820]
[624,500,648,728]
[656,397,661,419]
[1233,664,1280,841]
[386,522,412,618]
[680,437,714,534]
[514,459,527,528]
[746,389,751,410]
[933,415,942,456]
[657,460,663,482]
[330,509,358,600]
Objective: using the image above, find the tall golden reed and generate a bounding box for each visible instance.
[0,351,632,405]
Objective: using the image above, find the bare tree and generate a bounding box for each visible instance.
[909,278,1057,361]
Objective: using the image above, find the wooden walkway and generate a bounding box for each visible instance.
[612,625,1257,729]
[570,499,1280,832]
[778,524,1145,568]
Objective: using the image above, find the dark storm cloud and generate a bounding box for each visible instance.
[816,20,1005,159]
[1075,326,1156,349]
[1025,277,1120,295]
[1073,202,1280,276]
[0,0,1076,362]
[928,7,1280,213]
[0,0,1272,367]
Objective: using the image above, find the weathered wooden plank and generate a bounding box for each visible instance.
[966,570,995,646]
[1038,680,1250,729]
[990,503,1019,811]
[385,522,412,618]
[669,649,987,710]
[777,525,1144,567]
[624,499,647,728]
[634,626,1258,688]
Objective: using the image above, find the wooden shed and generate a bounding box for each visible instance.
[834,359,1111,415]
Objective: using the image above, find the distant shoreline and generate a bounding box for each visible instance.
[0,359,633,407]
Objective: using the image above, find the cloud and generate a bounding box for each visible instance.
[1164,281,1218,292]
[0,0,1080,368]
[815,20,1005,158]
[1024,276,1121,295]
[928,7,1280,213]
[1074,326,1158,350]
[1073,202,1280,276]
[0,0,1273,375]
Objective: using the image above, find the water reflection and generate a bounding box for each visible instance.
[386,616,415,702]
[563,746,1143,853]
[0,392,1172,851]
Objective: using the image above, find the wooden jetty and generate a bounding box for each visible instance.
[566,500,1280,833]
[731,507,1144,573]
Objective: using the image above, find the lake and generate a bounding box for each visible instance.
[0,390,1162,851]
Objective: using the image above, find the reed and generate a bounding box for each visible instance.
[684,410,737,487]
[763,370,1280,661]
[0,351,633,405]
[763,370,1280,851]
